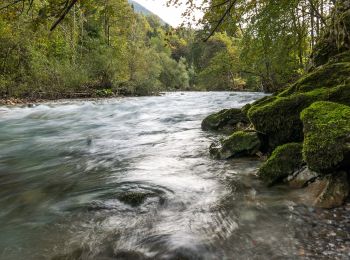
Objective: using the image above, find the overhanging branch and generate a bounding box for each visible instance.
[204,0,238,42]
[50,0,79,31]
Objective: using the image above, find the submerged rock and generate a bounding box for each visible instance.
[117,191,154,207]
[52,248,149,260]
[209,131,261,159]
[258,143,304,186]
[114,250,148,260]
[51,247,85,260]
[201,108,249,133]
[301,101,350,173]
[154,247,203,260]
[303,172,349,208]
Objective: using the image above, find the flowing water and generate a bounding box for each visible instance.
[0,92,349,260]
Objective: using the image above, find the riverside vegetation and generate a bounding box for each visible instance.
[0,0,273,101]
[202,0,350,208]
[0,0,192,99]
[1,0,339,100]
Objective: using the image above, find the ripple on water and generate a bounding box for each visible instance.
[2,92,347,260]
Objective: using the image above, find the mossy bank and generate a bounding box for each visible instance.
[201,1,350,208]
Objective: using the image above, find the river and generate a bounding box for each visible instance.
[0,92,349,260]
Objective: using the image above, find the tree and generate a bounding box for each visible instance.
[0,0,195,98]
[168,0,335,92]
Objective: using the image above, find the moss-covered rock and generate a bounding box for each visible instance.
[328,51,350,64]
[241,103,252,116]
[249,95,277,108]
[301,101,350,173]
[201,108,249,133]
[209,131,261,159]
[248,85,350,151]
[303,172,349,208]
[259,143,304,186]
[278,61,350,97]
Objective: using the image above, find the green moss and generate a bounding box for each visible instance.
[278,62,350,97]
[328,51,350,64]
[259,143,304,186]
[210,131,261,159]
[241,103,252,116]
[301,101,350,173]
[248,85,350,151]
[249,95,277,108]
[201,108,248,132]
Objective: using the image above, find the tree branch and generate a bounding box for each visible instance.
[50,0,78,31]
[204,0,238,42]
[308,0,327,26]
[0,0,23,11]
[211,0,231,9]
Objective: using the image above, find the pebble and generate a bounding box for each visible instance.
[294,201,350,259]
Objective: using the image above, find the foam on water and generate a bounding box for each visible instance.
[0,92,322,260]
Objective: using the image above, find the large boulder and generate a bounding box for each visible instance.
[209,131,261,159]
[302,172,349,208]
[301,101,350,173]
[248,84,350,151]
[201,107,249,133]
[259,143,304,186]
[279,61,350,97]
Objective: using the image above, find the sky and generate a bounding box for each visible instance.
[133,0,202,27]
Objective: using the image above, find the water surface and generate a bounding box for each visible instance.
[0,92,349,260]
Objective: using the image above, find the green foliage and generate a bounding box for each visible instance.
[159,55,190,90]
[0,0,194,98]
[301,101,350,173]
[312,1,350,67]
[259,143,304,186]
[169,0,335,92]
[96,89,114,97]
[0,0,339,96]
[192,32,245,91]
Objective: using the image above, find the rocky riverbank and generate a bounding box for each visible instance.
[294,199,350,259]
[202,1,350,209]
[0,97,45,106]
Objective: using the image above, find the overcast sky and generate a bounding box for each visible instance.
[133,0,202,27]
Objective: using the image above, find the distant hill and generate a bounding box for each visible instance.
[128,0,167,25]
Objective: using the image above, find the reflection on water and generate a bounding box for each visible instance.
[0,92,347,260]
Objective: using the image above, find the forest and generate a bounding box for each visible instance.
[0,0,335,99]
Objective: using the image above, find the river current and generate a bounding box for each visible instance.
[0,92,349,260]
